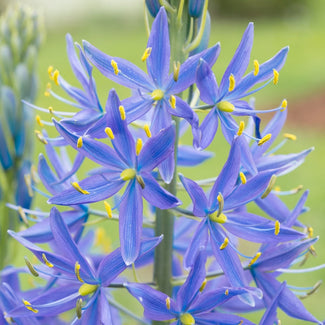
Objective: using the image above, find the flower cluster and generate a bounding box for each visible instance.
[1,2,323,325]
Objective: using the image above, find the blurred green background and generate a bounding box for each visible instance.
[7,0,325,323]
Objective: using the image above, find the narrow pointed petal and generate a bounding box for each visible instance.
[122,95,154,123]
[159,151,175,184]
[286,190,309,227]
[178,145,213,166]
[150,100,172,135]
[197,107,219,149]
[237,135,258,176]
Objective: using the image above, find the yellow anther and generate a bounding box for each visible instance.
[248,252,262,267]
[258,133,272,146]
[283,133,297,141]
[237,121,245,136]
[34,130,48,145]
[219,237,229,250]
[111,59,119,75]
[53,69,60,86]
[281,99,287,111]
[273,69,279,85]
[216,193,224,216]
[48,106,54,114]
[307,226,314,238]
[217,101,235,113]
[75,261,84,283]
[44,90,50,97]
[104,201,113,218]
[72,182,89,195]
[209,211,227,224]
[151,89,164,101]
[275,220,280,235]
[173,61,181,82]
[77,137,83,148]
[144,124,152,138]
[309,245,317,256]
[136,175,145,189]
[261,174,277,199]
[24,173,34,197]
[3,312,13,324]
[120,168,136,181]
[18,206,29,225]
[48,65,54,78]
[165,297,171,310]
[24,256,39,277]
[30,165,40,184]
[94,228,112,254]
[119,105,126,120]
[239,321,244,325]
[42,253,54,268]
[76,298,83,319]
[141,47,152,62]
[253,60,259,76]
[79,283,98,296]
[225,289,229,296]
[169,95,176,109]
[228,74,235,92]
[239,172,247,184]
[274,186,281,192]
[180,313,195,325]
[136,138,143,156]
[199,279,207,292]
[105,127,114,140]
[35,115,44,127]
[46,82,52,90]
[23,299,38,313]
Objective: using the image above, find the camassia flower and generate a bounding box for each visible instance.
[194,22,289,149]
[126,250,257,325]
[8,207,163,324]
[49,89,181,264]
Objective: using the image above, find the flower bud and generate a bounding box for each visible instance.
[188,0,205,18]
[145,0,162,17]
[190,11,211,56]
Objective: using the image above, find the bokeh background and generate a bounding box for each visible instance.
[5,0,325,323]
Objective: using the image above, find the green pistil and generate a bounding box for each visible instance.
[217,100,235,112]
[180,313,195,325]
[79,283,98,296]
[151,89,164,101]
[120,168,136,181]
[209,212,227,223]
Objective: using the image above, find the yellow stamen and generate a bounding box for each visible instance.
[104,201,113,218]
[253,60,259,76]
[173,61,181,82]
[111,59,119,75]
[261,174,277,199]
[53,69,60,86]
[237,121,245,136]
[284,133,296,141]
[307,226,314,238]
[225,289,229,296]
[217,193,224,216]
[273,69,279,85]
[46,82,52,90]
[180,313,195,325]
[24,256,39,277]
[75,261,84,283]
[217,100,235,113]
[136,138,143,156]
[42,253,53,268]
[248,252,262,267]
[169,95,176,109]
[76,298,83,319]
[199,279,207,292]
[258,133,272,146]
[119,105,126,120]
[274,186,281,192]
[105,127,114,139]
[281,99,287,111]
[77,137,83,148]
[144,124,152,138]
[24,173,34,197]
[275,220,280,235]
[47,65,53,78]
[136,175,145,189]
[31,164,40,183]
[35,115,44,127]
[3,312,13,324]
[239,172,246,184]
[239,321,244,325]
[18,206,29,225]
[79,283,98,296]
[120,168,136,181]
[23,299,38,313]
[141,47,152,62]
[34,130,48,145]
[94,228,112,253]
[219,237,229,250]
[165,297,171,310]
[72,182,89,195]
[151,89,164,101]
[209,211,227,224]
[228,73,235,92]
[44,90,50,97]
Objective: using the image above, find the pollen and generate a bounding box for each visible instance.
[120,168,136,181]
[307,226,314,238]
[180,313,195,325]
[35,115,44,127]
[219,237,229,250]
[261,174,277,199]
[53,69,60,86]
[173,61,181,82]
[104,201,113,218]
[237,121,245,136]
[199,279,207,292]
[281,99,287,111]
[217,100,235,112]
[141,47,152,62]
[225,289,229,295]
[111,59,119,75]
[119,105,126,120]
[209,211,227,224]
[23,299,38,313]
[75,261,84,283]
[72,182,89,195]
[253,60,259,76]
[165,297,171,310]
[248,252,261,267]
[239,172,247,184]
[151,89,164,101]
[34,130,48,145]
[42,253,54,268]
[47,65,54,78]
[258,133,272,146]
[228,73,235,92]
[48,106,54,114]
[169,95,176,109]
[144,124,152,138]
[105,127,114,139]
[275,220,280,235]
[77,137,83,148]
[284,133,297,141]
[273,69,279,85]
[136,138,143,156]
[79,283,98,296]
